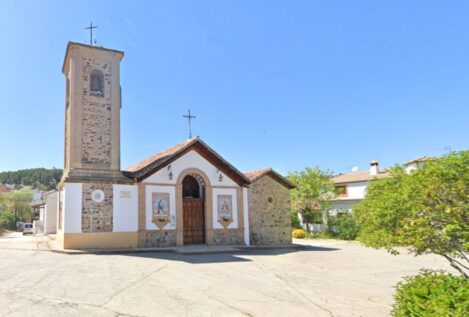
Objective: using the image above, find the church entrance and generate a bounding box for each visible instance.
[182,175,206,245]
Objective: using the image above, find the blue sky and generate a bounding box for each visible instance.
[0,1,468,175]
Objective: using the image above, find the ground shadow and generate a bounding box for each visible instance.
[102,244,340,264]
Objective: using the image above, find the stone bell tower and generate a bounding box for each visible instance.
[61,42,128,183]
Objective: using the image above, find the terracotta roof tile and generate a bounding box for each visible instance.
[244,168,272,182]
[244,168,296,189]
[403,156,434,165]
[125,139,194,173]
[331,171,389,184]
[124,138,251,186]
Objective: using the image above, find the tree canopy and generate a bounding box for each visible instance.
[0,168,62,191]
[0,187,33,228]
[354,151,469,278]
[288,167,334,230]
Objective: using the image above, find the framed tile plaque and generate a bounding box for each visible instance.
[152,193,170,229]
[217,195,233,228]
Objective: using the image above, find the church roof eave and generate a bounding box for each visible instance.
[245,168,297,190]
[124,138,251,186]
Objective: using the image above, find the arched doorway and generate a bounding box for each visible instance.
[182,174,206,244]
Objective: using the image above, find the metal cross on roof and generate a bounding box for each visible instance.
[85,22,98,46]
[183,109,196,139]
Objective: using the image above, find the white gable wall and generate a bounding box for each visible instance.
[63,183,83,233]
[113,185,138,232]
[142,150,238,187]
[44,192,58,234]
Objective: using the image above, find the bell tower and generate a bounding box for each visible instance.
[61,42,127,183]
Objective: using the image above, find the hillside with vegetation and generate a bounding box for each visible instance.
[0,168,62,191]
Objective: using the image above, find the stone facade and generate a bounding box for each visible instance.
[248,175,292,245]
[64,104,71,171]
[140,230,177,247]
[211,229,243,245]
[82,183,113,232]
[80,58,113,167]
[61,42,125,183]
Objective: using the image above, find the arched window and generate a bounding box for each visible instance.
[89,69,104,97]
[183,175,205,198]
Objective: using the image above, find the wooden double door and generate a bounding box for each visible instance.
[183,198,205,245]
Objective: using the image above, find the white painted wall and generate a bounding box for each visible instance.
[58,190,63,230]
[32,189,44,206]
[212,188,238,229]
[113,185,138,232]
[243,187,249,245]
[142,150,238,187]
[405,163,417,174]
[63,183,82,233]
[345,182,368,199]
[44,192,58,234]
[329,200,360,216]
[145,185,176,230]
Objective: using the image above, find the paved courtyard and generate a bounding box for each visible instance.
[0,232,453,317]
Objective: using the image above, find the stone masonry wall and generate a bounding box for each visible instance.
[64,104,71,171]
[248,175,292,245]
[140,231,177,247]
[211,229,243,245]
[82,183,113,232]
[81,58,113,167]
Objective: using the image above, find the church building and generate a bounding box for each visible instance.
[56,42,295,249]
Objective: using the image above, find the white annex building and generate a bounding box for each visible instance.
[329,156,433,215]
[54,42,295,250]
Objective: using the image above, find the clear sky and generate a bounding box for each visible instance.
[0,1,468,175]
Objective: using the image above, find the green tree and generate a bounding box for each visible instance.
[0,188,33,228]
[354,151,469,278]
[0,168,62,191]
[288,167,334,232]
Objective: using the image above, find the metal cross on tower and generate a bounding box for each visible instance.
[85,22,98,46]
[183,109,196,139]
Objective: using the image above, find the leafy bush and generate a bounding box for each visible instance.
[354,151,469,277]
[308,211,323,224]
[327,213,360,240]
[292,229,306,239]
[0,211,16,229]
[291,212,302,229]
[393,270,469,317]
[0,188,33,228]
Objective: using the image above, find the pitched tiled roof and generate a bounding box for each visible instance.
[331,171,389,184]
[244,168,272,182]
[124,138,251,186]
[125,139,194,173]
[403,156,434,165]
[245,168,296,189]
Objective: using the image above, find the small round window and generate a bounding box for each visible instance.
[91,189,105,203]
[267,196,274,204]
